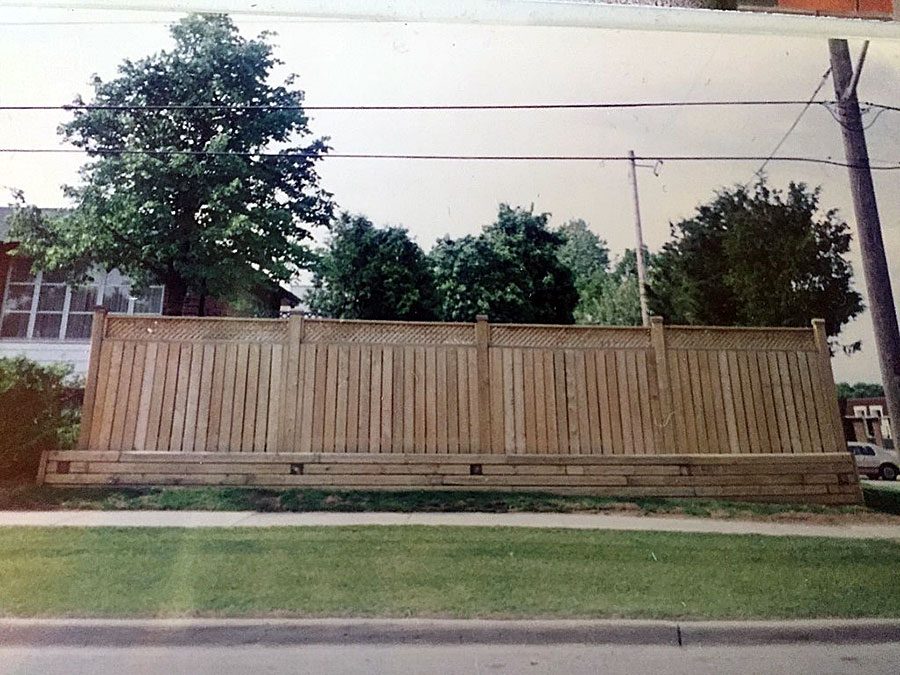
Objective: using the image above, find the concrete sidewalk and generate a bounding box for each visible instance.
[0,510,898,539]
[1,618,899,647]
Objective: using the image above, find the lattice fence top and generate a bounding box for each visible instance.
[105,316,288,343]
[666,327,817,352]
[489,325,652,350]
[303,319,475,346]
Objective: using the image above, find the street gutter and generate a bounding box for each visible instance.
[0,618,897,647]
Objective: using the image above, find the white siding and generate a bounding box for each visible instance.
[0,340,90,375]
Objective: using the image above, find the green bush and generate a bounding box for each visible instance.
[0,357,82,484]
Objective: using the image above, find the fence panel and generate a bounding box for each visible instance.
[75,313,844,458]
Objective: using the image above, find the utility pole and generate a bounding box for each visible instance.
[829,38,900,447]
[627,149,650,327]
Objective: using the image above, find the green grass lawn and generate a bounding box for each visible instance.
[3,484,898,521]
[0,526,897,619]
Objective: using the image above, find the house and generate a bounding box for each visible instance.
[842,396,894,449]
[0,206,299,375]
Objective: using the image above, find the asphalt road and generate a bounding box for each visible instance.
[1,643,898,674]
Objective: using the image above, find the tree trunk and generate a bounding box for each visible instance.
[162,278,188,316]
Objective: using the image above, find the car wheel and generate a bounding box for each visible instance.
[879,464,899,481]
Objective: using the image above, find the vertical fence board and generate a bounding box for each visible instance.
[380,347,394,453]
[697,350,719,453]
[312,344,329,452]
[291,342,309,453]
[334,345,349,453]
[253,344,271,453]
[182,343,205,452]
[456,349,470,453]
[109,342,135,451]
[797,352,823,452]
[392,346,405,453]
[435,348,448,453]
[574,351,590,454]
[306,343,323,451]
[513,349,527,453]
[447,349,460,453]
[240,344,260,453]
[267,344,283,452]
[754,351,780,453]
[413,346,425,452]
[542,350,559,454]
[133,342,157,452]
[467,349,480,452]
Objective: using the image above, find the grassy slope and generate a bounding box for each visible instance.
[0,526,897,619]
[2,484,898,520]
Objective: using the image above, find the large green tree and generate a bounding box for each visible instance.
[556,219,610,290]
[430,204,578,323]
[10,14,332,315]
[649,180,863,338]
[308,214,438,321]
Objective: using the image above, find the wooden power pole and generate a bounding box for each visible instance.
[627,149,651,327]
[829,38,900,446]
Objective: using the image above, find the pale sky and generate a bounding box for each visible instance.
[1,6,899,383]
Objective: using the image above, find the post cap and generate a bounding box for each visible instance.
[475,314,489,322]
[650,316,664,325]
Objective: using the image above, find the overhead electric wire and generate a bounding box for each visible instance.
[746,67,833,186]
[0,146,898,170]
[1,99,898,112]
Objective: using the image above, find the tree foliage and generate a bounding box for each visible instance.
[575,249,646,326]
[649,180,863,338]
[308,214,438,321]
[10,14,332,315]
[556,219,610,290]
[836,382,885,400]
[0,358,81,483]
[430,205,578,323]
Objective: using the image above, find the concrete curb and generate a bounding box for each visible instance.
[0,618,897,647]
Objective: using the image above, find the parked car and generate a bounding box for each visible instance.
[847,442,899,481]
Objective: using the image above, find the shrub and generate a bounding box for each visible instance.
[0,357,82,483]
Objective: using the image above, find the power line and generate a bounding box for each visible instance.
[2,99,899,112]
[1,147,898,170]
[747,67,833,186]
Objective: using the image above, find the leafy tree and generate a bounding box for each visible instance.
[556,219,610,290]
[649,180,863,338]
[575,249,647,326]
[9,14,332,315]
[308,214,438,321]
[430,204,578,323]
[836,382,885,400]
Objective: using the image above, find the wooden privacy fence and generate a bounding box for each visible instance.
[42,311,861,504]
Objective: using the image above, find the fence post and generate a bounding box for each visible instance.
[475,315,492,453]
[279,311,304,452]
[650,316,675,454]
[76,306,108,450]
[812,318,847,453]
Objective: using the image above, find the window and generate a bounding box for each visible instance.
[870,406,884,418]
[0,261,164,341]
[853,406,867,418]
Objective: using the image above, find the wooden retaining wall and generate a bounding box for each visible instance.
[42,311,861,504]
